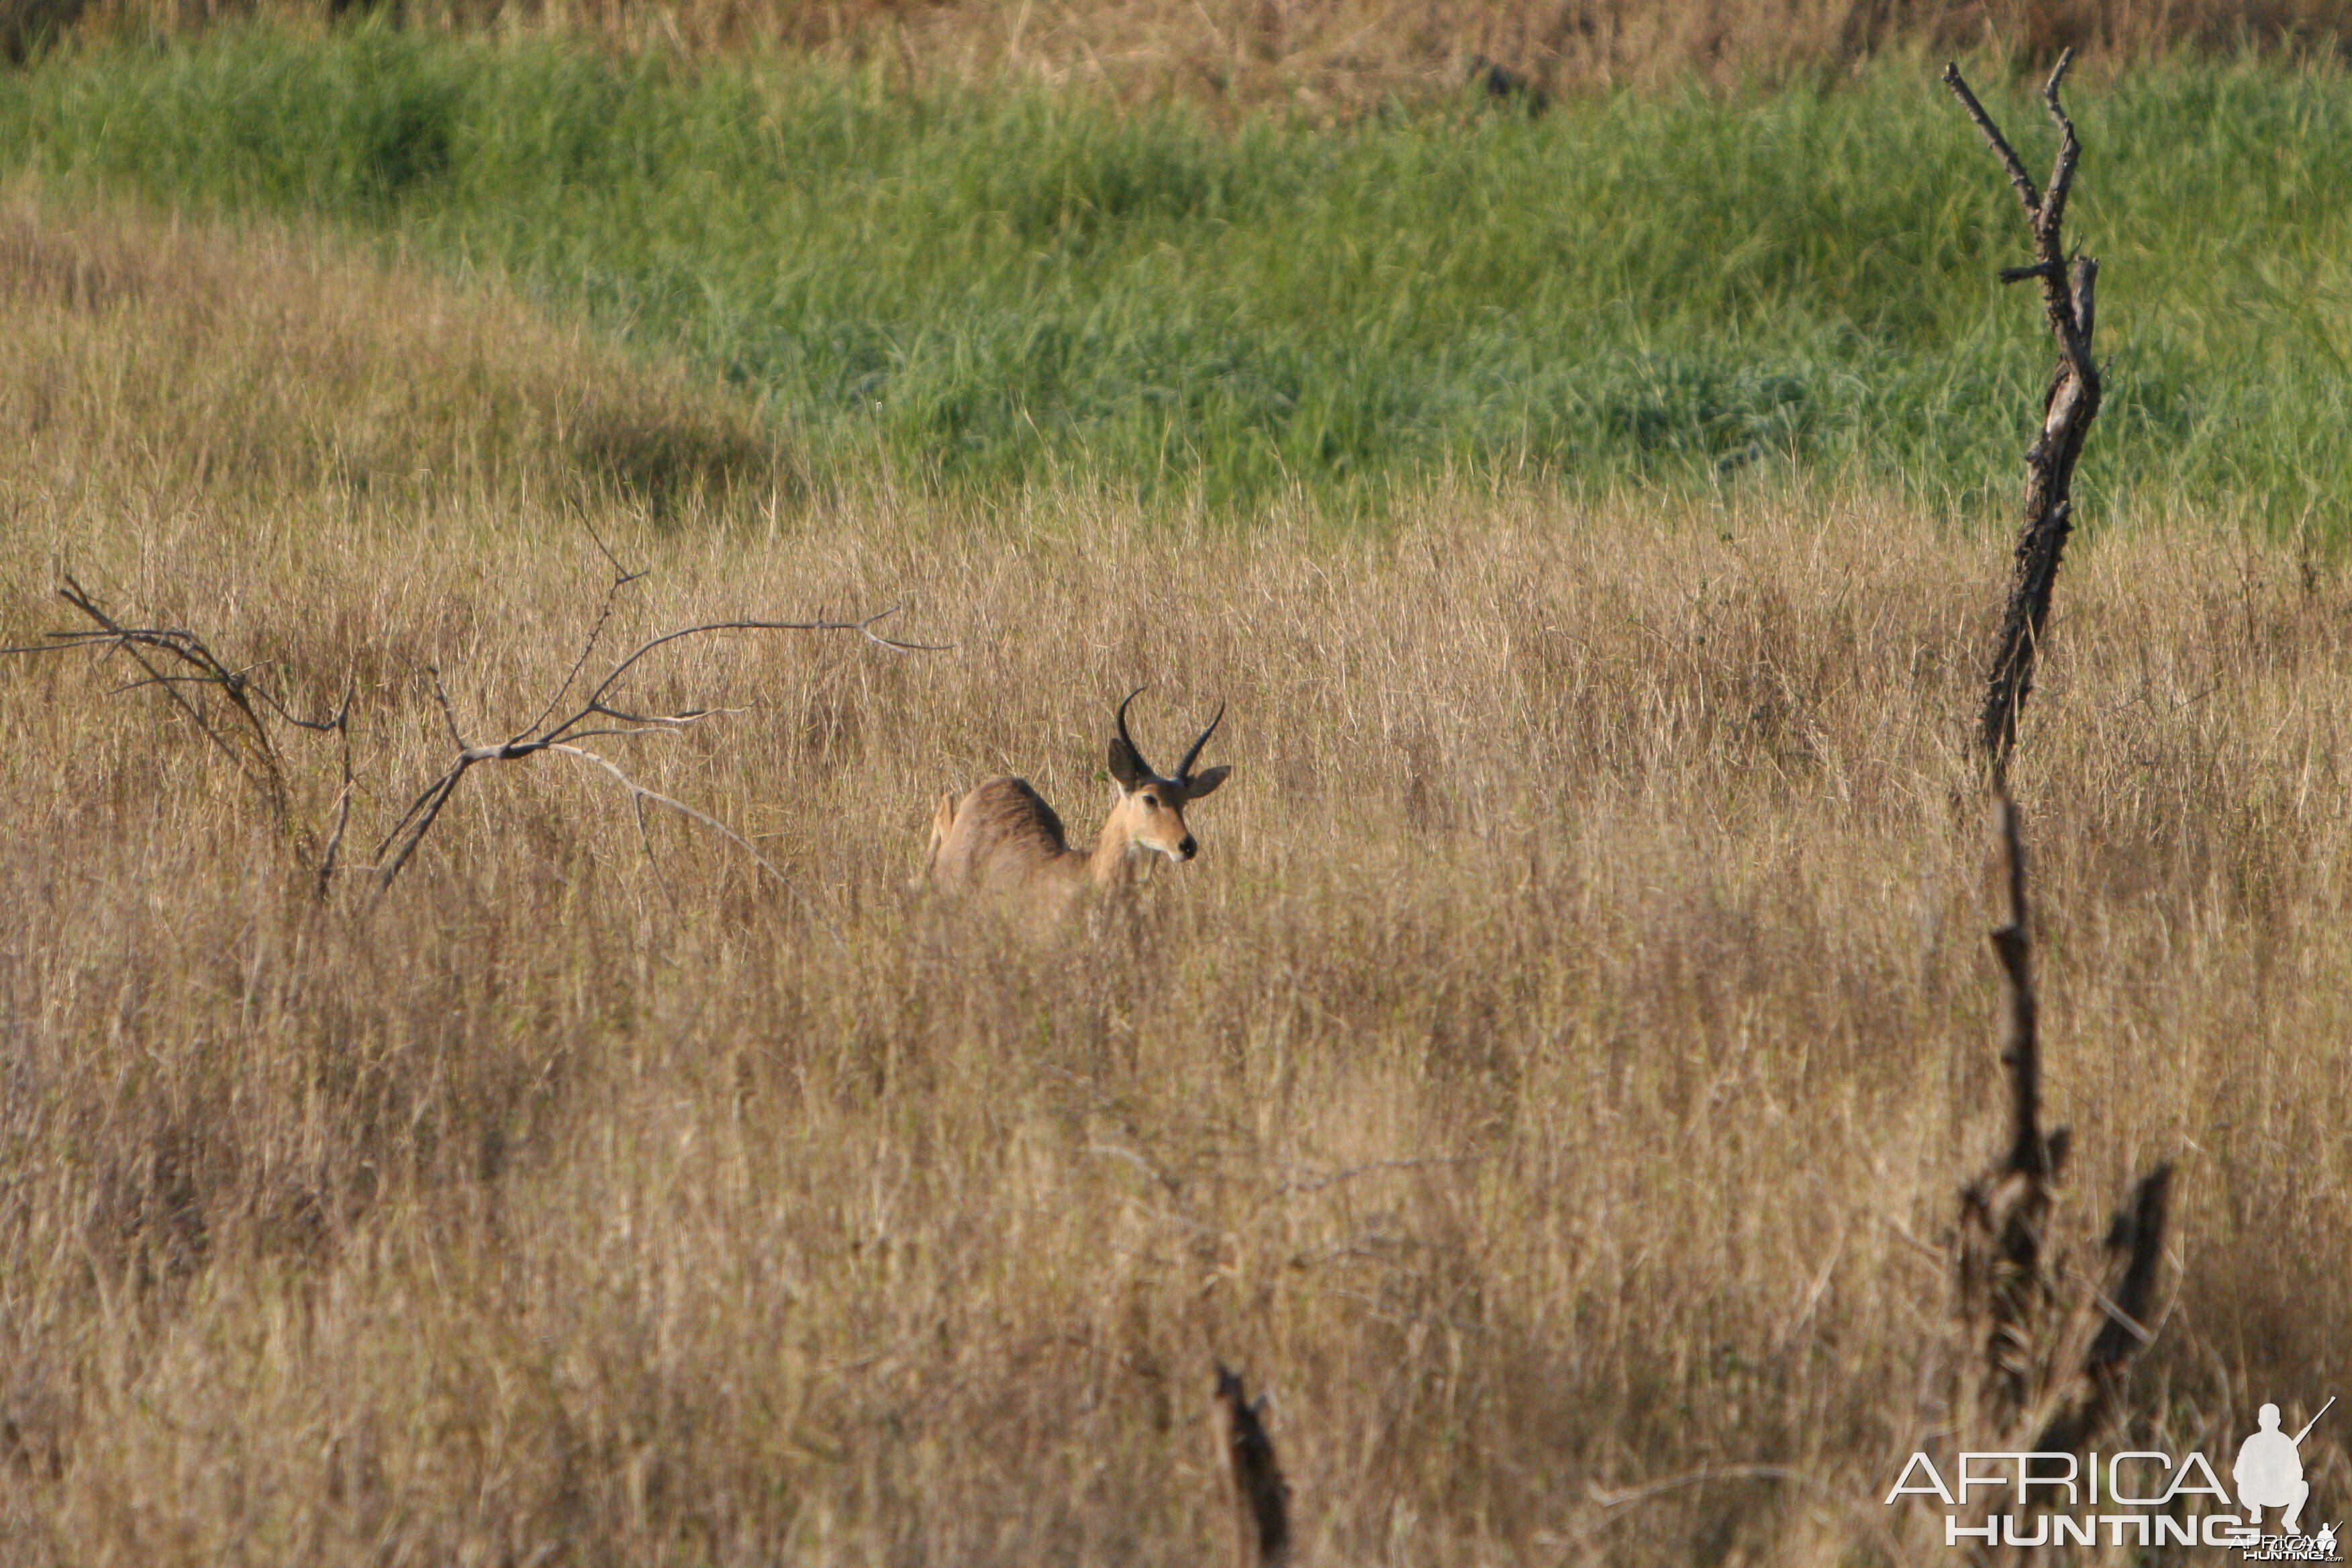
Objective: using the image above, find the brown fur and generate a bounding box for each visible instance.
[927,777,1085,896]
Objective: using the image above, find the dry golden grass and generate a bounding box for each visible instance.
[1,198,2348,1565]
[0,196,785,514]
[21,0,2352,100]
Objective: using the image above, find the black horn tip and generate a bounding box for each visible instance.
[1114,685,1155,777]
[1177,699,1225,781]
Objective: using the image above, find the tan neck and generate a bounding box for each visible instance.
[1085,812,1136,887]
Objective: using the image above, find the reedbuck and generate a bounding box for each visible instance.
[924,689,1230,916]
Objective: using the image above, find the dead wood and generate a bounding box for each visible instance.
[1946,795,2173,1559]
[364,559,938,903]
[2,575,353,869]
[4,554,942,913]
[1943,53,2104,778]
[1215,1364,1291,1568]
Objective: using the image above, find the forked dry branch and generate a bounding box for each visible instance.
[1943,52,2105,778]
[2,556,942,910]
[1,574,354,869]
[1946,795,2172,1558]
[369,552,942,903]
[1216,1365,1291,1568]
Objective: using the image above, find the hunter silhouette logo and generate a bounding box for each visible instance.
[2238,1398,2330,1534]
[2233,1398,2342,1562]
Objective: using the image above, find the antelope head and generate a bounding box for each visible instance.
[1104,687,1229,865]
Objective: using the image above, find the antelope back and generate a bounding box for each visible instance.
[928,777,1073,891]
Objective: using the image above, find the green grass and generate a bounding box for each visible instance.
[5,30,2349,518]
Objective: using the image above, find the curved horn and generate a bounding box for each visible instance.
[1176,701,1224,783]
[1115,686,1157,777]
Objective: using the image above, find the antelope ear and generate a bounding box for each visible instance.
[1181,765,1230,799]
[1108,737,1149,790]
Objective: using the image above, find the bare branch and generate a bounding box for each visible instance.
[428,669,471,750]
[1941,63,2041,217]
[576,608,944,724]
[107,638,258,781]
[2070,254,2097,354]
[2085,1164,2171,1373]
[511,554,640,746]
[313,676,360,901]
[2026,1162,2173,1456]
[9,559,943,917]
[1989,793,2051,1179]
[371,762,472,895]
[11,576,316,841]
[1957,794,2063,1445]
[365,577,945,899]
[575,513,644,584]
[2037,49,2081,248]
[545,724,705,744]
[546,743,837,936]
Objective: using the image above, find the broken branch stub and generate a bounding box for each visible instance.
[1944,52,2104,777]
[1215,1365,1291,1568]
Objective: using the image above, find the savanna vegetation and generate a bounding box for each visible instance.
[1,9,2348,1566]
[5,34,2352,513]
[12,0,2352,98]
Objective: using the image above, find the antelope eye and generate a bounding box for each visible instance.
[1140,794,1161,809]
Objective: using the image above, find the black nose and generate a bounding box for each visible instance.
[1177,836,1198,860]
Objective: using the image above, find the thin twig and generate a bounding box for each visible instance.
[8,576,352,845]
[512,554,646,746]
[578,609,944,719]
[546,743,840,938]
[428,668,470,750]
[359,592,946,899]
[632,791,681,913]
[313,677,359,900]
[371,762,472,895]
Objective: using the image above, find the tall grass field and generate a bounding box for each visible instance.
[4,32,2351,513]
[1,20,2349,1568]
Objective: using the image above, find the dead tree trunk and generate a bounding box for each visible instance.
[1947,795,2172,1560]
[1943,53,2103,778]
